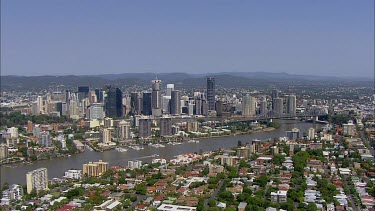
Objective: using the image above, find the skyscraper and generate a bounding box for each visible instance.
[130,92,141,114]
[286,95,297,115]
[170,90,181,115]
[271,89,279,111]
[95,88,104,103]
[78,86,89,102]
[151,80,162,116]
[207,77,215,110]
[39,131,51,147]
[105,86,123,118]
[194,97,202,115]
[242,94,256,116]
[273,98,283,115]
[118,120,130,140]
[138,117,152,138]
[142,92,152,115]
[37,96,44,114]
[102,128,111,144]
[166,84,175,96]
[160,117,172,137]
[259,99,267,115]
[162,96,171,114]
[26,168,48,194]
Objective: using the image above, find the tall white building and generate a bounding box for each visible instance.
[242,94,256,116]
[286,95,297,115]
[166,84,175,96]
[308,128,315,140]
[102,128,112,144]
[118,120,130,140]
[38,131,52,147]
[37,96,44,114]
[26,168,48,194]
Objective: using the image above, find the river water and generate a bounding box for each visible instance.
[0,120,322,185]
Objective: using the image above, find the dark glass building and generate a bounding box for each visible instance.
[142,92,152,115]
[105,86,123,117]
[78,86,90,101]
[170,90,180,115]
[95,88,104,103]
[207,77,215,110]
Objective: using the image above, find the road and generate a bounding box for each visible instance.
[359,130,375,156]
[128,194,147,210]
[204,179,224,211]
[343,175,360,211]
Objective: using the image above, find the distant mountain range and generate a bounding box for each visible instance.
[1,72,373,91]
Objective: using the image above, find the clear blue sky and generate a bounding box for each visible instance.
[1,0,374,77]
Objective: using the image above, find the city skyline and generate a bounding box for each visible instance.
[1,0,374,77]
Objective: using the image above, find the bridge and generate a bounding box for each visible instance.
[171,107,327,123]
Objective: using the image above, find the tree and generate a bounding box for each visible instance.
[199,166,209,176]
[208,199,216,207]
[196,199,205,211]
[307,202,318,211]
[254,175,268,188]
[135,184,147,195]
[271,154,285,166]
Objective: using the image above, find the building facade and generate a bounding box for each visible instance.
[26,168,48,194]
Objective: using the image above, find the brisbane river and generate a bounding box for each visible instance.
[0,120,322,185]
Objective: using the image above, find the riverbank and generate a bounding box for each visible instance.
[0,120,322,185]
[0,153,76,167]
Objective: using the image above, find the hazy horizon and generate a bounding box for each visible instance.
[1,0,374,77]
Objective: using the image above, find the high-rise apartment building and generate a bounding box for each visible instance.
[242,94,256,116]
[286,95,296,115]
[308,128,315,140]
[160,117,172,137]
[207,77,215,110]
[102,128,112,144]
[39,131,52,147]
[259,99,267,115]
[82,160,108,177]
[273,98,283,115]
[26,168,48,194]
[0,144,8,160]
[271,89,279,111]
[105,86,123,118]
[37,96,44,114]
[138,117,152,138]
[118,120,130,140]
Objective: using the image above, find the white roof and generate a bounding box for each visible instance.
[158,204,196,211]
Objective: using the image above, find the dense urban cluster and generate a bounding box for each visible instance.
[1,77,374,211]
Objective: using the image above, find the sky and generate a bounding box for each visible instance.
[1,0,374,77]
